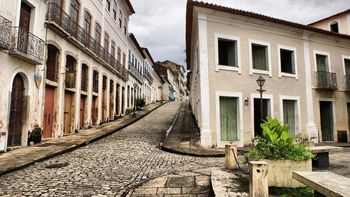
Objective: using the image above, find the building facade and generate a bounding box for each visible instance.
[159,60,187,100]
[186,1,350,147]
[0,0,161,152]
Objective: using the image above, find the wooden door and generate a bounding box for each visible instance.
[43,86,55,138]
[115,84,120,115]
[80,95,86,129]
[122,87,125,114]
[110,92,114,119]
[8,74,25,147]
[102,90,106,121]
[19,2,31,53]
[64,91,73,133]
[219,97,238,141]
[91,96,97,126]
[320,101,334,141]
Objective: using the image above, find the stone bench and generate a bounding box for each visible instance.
[307,146,343,169]
[293,171,350,197]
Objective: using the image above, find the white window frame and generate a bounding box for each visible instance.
[278,45,298,79]
[313,50,331,72]
[342,55,350,75]
[214,33,241,73]
[279,95,301,136]
[250,93,274,139]
[249,39,272,76]
[216,91,243,147]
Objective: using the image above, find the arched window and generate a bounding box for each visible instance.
[46,44,60,82]
[117,47,121,63]
[95,23,101,44]
[104,33,109,60]
[70,0,79,23]
[83,11,91,35]
[65,55,77,89]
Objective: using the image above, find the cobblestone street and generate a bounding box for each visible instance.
[0,102,223,196]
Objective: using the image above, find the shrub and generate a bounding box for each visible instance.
[245,117,314,161]
[136,98,146,108]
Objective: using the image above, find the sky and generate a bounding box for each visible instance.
[129,0,349,68]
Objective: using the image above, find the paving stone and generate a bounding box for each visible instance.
[142,176,167,188]
[132,188,158,195]
[157,188,181,195]
[166,176,195,188]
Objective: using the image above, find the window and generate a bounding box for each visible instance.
[81,64,88,92]
[124,18,127,35]
[316,54,328,72]
[280,49,295,74]
[46,44,60,82]
[93,70,99,93]
[95,23,101,44]
[65,55,77,89]
[104,33,109,51]
[70,0,80,23]
[123,53,126,66]
[282,100,298,136]
[218,38,237,67]
[252,43,268,71]
[119,10,122,28]
[106,0,111,11]
[219,97,238,141]
[83,12,92,35]
[111,41,116,58]
[117,47,121,62]
[344,58,350,75]
[330,21,339,33]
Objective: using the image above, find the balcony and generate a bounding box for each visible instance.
[128,62,143,83]
[0,15,11,50]
[8,27,45,65]
[144,69,153,84]
[46,2,128,81]
[315,71,337,90]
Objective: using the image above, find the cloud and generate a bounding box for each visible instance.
[129,0,349,68]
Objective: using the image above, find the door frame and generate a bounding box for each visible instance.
[279,95,301,136]
[215,91,243,147]
[250,93,274,139]
[319,99,336,142]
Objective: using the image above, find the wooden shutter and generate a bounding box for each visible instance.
[220,97,238,141]
[283,100,296,136]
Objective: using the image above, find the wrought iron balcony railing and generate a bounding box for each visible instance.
[143,68,153,84]
[46,2,128,81]
[128,61,143,83]
[8,26,45,64]
[0,15,11,50]
[315,71,337,90]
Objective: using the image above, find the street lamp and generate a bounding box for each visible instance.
[133,83,138,117]
[256,76,265,136]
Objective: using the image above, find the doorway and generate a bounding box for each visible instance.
[8,74,25,147]
[254,98,270,136]
[91,95,97,126]
[44,86,55,138]
[80,95,86,129]
[64,91,74,133]
[320,101,334,141]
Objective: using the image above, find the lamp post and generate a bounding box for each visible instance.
[133,83,138,117]
[256,76,265,136]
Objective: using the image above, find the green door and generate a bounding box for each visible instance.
[320,101,334,141]
[220,97,238,141]
[283,100,296,136]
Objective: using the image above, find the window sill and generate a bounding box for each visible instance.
[216,65,241,73]
[280,73,298,79]
[251,69,271,76]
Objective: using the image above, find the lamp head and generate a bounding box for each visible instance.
[256,76,265,87]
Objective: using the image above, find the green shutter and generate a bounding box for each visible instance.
[220,97,238,141]
[316,54,328,72]
[283,100,296,136]
[345,59,350,75]
[253,45,267,70]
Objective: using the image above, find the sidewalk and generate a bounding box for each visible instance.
[161,102,225,157]
[0,102,164,176]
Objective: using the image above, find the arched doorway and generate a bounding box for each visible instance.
[8,74,25,147]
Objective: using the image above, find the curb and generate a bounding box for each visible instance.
[159,103,225,158]
[0,102,166,177]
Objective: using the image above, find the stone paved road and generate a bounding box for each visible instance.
[0,102,223,197]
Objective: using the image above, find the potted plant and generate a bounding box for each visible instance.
[245,118,314,188]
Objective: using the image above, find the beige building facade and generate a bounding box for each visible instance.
[186,1,350,147]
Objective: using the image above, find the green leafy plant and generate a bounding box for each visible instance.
[136,97,146,108]
[245,117,314,161]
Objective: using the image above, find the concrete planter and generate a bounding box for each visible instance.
[265,159,312,188]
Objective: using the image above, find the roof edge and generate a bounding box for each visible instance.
[129,33,146,59]
[308,9,350,26]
